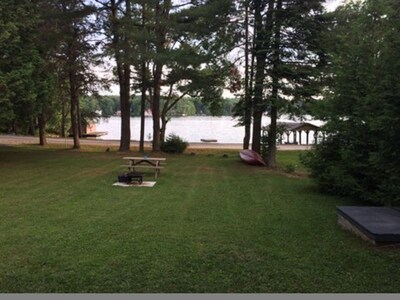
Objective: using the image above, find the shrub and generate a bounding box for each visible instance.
[161,134,188,154]
[283,163,295,174]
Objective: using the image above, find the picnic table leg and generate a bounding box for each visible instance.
[129,160,136,172]
[155,162,160,179]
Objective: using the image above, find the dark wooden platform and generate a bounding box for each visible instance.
[337,206,400,245]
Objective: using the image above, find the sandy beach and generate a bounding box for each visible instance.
[0,134,312,151]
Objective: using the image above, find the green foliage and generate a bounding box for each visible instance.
[0,0,42,133]
[99,96,119,118]
[304,0,400,205]
[284,163,296,174]
[160,133,188,154]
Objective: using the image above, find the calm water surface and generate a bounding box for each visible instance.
[95,116,323,144]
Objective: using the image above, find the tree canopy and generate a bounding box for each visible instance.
[302,0,400,205]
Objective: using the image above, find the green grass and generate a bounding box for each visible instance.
[1,145,400,293]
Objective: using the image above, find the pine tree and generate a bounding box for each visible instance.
[303,0,400,205]
[249,0,326,167]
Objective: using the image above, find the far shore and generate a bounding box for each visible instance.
[0,134,312,151]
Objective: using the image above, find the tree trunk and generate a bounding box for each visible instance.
[139,63,146,153]
[69,68,80,149]
[38,113,47,146]
[251,0,275,154]
[266,0,282,168]
[28,117,35,136]
[77,103,82,138]
[61,98,66,138]
[252,110,263,153]
[111,0,131,152]
[243,0,251,150]
[160,114,168,143]
[119,63,131,152]
[152,63,162,151]
[139,4,147,153]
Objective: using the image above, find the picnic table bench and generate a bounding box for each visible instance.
[122,156,166,179]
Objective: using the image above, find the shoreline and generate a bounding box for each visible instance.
[0,134,312,151]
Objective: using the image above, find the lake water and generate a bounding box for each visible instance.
[95,116,323,144]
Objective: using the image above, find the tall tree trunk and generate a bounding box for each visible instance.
[61,98,66,138]
[160,114,168,143]
[38,113,47,146]
[151,0,170,152]
[266,0,282,168]
[252,0,268,153]
[139,62,146,153]
[77,103,82,138]
[69,68,80,149]
[28,117,35,136]
[139,3,147,153]
[243,0,251,150]
[119,63,131,152]
[251,0,275,154]
[111,0,131,152]
[152,63,162,151]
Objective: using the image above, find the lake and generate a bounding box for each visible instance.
[95,116,323,144]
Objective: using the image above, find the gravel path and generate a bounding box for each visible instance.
[0,134,312,151]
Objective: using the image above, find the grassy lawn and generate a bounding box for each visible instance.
[1,144,400,293]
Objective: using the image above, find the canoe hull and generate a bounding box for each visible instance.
[239,149,266,166]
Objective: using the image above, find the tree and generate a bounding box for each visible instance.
[248,0,326,168]
[46,0,101,149]
[110,0,133,152]
[0,0,41,134]
[232,0,256,150]
[302,0,400,205]
[136,0,236,151]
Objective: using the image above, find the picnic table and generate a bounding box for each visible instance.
[122,156,166,179]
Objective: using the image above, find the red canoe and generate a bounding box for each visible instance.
[239,149,266,166]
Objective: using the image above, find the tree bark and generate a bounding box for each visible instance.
[119,62,131,152]
[111,0,131,152]
[266,0,282,168]
[251,0,275,153]
[243,0,251,150]
[69,67,80,149]
[151,0,170,152]
[139,4,147,153]
[61,98,67,138]
[160,114,168,144]
[139,62,146,153]
[152,63,162,151]
[38,113,47,146]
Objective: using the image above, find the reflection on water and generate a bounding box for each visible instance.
[95,116,323,144]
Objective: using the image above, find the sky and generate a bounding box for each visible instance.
[324,0,345,11]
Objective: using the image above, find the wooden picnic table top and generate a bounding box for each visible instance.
[123,157,166,161]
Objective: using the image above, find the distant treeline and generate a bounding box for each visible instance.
[83,96,239,118]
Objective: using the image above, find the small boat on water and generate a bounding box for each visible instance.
[201,139,218,143]
[239,149,266,166]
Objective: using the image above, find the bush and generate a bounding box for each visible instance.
[161,134,188,154]
[299,131,400,205]
[283,163,296,174]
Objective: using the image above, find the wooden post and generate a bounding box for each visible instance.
[293,131,297,144]
[286,131,290,144]
[299,130,302,145]
[314,131,319,144]
[306,130,310,145]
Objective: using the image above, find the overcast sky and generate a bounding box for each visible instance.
[324,0,345,11]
